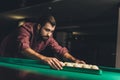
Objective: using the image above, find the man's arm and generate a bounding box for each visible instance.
[62,52,86,64]
[48,37,85,64]
[22,48,63,70]
[22,48,46,60]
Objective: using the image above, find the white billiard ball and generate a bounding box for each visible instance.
[73,63,83,68]
[82,64,91,69]
[64,62,74,67]
[91,65,99,70]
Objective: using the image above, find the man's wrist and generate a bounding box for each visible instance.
[39,56,46,61]
[72,59,78,62]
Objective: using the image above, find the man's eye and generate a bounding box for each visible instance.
[51,31,54,33]
[45,29,54,33]
[45,29,50,32]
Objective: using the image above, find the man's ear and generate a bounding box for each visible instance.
[36,24,41,34]
[37,24,41,30]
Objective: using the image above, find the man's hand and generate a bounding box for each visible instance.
[22,48,64,70]
[73,59,86,64]
[63,52,86,64]
[41,57,63,70]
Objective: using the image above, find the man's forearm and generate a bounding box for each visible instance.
[63,52,77,62]
[22,48,46,60]
[22,48,64,70]
[63,52,86,64]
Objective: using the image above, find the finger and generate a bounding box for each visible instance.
[52,58,63,70]
[50,60,62,70]
[53,58,63,66]
[75,59,86,64]
[79,60,86,64]
[50,61,61,70]
[48,61,57,70]
[81,61,86,64]
[59,61,65,66]
[47,59,61,70]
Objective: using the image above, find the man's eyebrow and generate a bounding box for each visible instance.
[45,28,54,32]
[45,28,50,30]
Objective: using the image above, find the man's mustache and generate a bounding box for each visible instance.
[42,36,50,40]
[37,36,49,41]
[42,36,49,38]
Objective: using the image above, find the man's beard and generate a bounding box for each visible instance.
[37,35,49,41]
[42,36,49,40]
[37,28,49,41]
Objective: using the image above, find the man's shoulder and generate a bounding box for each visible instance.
[21,22,35,27]
[19,22,36,31]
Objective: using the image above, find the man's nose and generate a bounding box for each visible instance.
[47,32,52,37]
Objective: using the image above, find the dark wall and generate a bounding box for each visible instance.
[0,21,18,43]
[69,35,117,67]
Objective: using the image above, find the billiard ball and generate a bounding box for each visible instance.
[64,62,74,67]
[73,63,83,68]
[91,65,99,70]
[82,64,91,69]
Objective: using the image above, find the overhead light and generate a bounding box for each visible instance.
[72,32,88,35]
[8,15,26,19]
[72,32,81,35]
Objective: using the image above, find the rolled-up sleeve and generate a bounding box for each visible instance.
[48,37,68,55]
[17,26,31,50]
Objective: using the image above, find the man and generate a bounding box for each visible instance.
[0,15,85,70]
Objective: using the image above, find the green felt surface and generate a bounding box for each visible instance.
[0,57,102,75]
[0,57,120,80]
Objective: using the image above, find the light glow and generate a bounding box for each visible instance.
[9,15,26,19]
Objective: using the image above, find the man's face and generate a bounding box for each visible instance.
[39,22,55,40]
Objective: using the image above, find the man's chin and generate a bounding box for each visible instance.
[42,37,49,40]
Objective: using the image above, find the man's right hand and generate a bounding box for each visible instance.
[22,48,64,70]
[41,57,64,70]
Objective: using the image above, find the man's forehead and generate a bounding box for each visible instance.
[43,23,55,29]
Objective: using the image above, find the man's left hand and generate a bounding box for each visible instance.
[74,59,86,64]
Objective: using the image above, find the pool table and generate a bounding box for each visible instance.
[0,57,120,80]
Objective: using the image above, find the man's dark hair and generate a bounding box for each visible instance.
[38,15,56,27]
[19,15,56,27]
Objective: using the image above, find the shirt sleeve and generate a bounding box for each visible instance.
[17,23,33,50]
[48,37,68,55]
